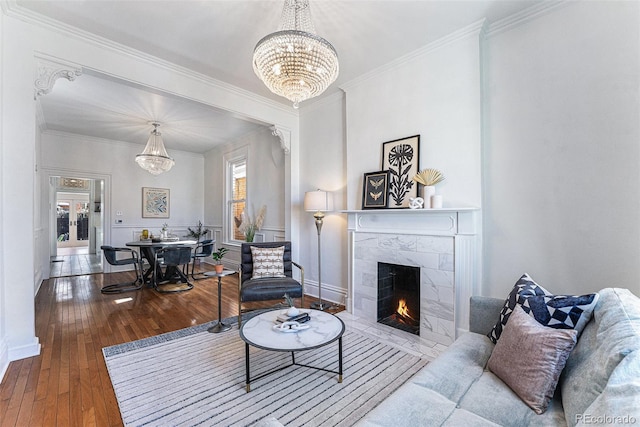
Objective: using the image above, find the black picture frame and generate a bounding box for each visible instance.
[381,135,420,208]
[362,170,390,209]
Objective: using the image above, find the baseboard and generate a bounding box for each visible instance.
[303,280,347,306]
[7,337,41,362]
[0,338,8,383]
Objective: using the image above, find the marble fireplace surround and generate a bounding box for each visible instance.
[346,208,480,347]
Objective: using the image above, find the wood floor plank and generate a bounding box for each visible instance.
[0,264,343,426]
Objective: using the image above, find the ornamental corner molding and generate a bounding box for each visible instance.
[34,55,83,99]
[270,125,291,155]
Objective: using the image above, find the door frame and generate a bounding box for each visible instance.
[55,194,91,248]
[41,168,112,278]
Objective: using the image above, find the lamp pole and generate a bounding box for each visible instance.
[311,210,327,310]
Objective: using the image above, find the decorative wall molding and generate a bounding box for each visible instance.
[3,0,296,117]
[340,19,487,93]
[487,0,568,37]
[34,54,83,99]
[270,125,291,154]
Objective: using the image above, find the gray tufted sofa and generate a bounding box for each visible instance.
[356,288,640,427]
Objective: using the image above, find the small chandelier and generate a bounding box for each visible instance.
[253,0,339,108]
[135,122,175,175]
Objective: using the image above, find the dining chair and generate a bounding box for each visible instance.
[100,246,143,294]
[153,246,194,293]
[189,239,215,280]
[238,241,304,327]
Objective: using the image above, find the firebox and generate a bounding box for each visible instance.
[377,262,420,335]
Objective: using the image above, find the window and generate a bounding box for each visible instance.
[226,154,247,243]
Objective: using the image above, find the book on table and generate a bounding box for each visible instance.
[276,311,311,323]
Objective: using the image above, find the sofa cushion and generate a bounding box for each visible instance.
[355,383,458,426]
[576,350,640,426]
[411,332,494,402]
[561,288,640,426]
[488,274,598,343]
[250,245,286,279]
[458,370,567,426]
[488,305,577,414]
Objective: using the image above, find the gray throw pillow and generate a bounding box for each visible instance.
[488,305,578,414]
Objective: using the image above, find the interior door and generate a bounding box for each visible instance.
[57,199,90,248]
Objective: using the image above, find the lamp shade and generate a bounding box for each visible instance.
[304,190,333,212]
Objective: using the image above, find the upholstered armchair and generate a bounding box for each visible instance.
[238,241,304,327]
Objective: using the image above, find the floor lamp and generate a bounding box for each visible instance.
[304,189,333,310]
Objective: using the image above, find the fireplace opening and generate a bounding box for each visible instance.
[377,262,420,335]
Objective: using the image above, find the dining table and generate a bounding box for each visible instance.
[126,239,198,284]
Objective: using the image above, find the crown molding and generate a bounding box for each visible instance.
[41,129,203,158]
[299,90,344,115]
[340,19,487,93]
[1,0,297,119]
[486,0,568,37]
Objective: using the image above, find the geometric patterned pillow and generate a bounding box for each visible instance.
[250,246,286,279]
[487,273,599,343]
[521,293,599,334]
[488,273,550,343]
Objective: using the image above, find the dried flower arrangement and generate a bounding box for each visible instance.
[413,168,445,186]
[239,205,267,242]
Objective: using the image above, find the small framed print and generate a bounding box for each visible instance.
[382,135,420,208]
[362,171,390,209]
[142,187,170,218]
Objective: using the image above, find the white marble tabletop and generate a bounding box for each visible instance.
[240,309,345,352]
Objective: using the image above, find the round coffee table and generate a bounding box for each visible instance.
[239,309,345,392]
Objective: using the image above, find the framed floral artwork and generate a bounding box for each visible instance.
[362,170,390,209]
[142,187,170,218]
[381,135,420,208]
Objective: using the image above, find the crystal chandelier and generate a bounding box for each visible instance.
[135,122,175,175]
[253,0,339,108]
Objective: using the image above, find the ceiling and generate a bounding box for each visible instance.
[21,0,539,154]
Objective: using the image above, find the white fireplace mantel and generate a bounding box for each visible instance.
[345,207,480,345]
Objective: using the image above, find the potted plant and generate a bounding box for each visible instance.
[212,247,229,273]
[186,220,210,242]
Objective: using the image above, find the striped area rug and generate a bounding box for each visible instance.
[103,316,428,427]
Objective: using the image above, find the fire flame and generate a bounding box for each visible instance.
[397,299,410,317]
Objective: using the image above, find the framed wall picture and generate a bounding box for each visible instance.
[362,170,390,209]
[381,135,420,208]
[142,187,170,218]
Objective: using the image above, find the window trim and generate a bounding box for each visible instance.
[223,146,249,245]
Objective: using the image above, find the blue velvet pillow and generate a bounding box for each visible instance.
[488,273,599,344]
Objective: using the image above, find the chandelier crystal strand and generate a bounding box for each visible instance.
[135,122,175,175]
[253,0,338,108]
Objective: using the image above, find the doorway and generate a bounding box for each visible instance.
[56,196,90,248]
[50,176,104,277]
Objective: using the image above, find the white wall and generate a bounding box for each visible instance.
[483,1,640,297]
[0,5,298,370]
[342,22,484,211]
[299,93,348,304]
[41,131,205,258]
[204,127,286,268]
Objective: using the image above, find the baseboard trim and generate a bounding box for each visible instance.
[303,280,347,306]
[8,338,41,362]
[0,338,8,383]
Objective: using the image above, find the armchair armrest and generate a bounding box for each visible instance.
[292,261,304,291]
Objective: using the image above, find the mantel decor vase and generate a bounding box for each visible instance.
[421,186,436,209]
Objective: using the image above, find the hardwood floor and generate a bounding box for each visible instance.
[0,265,339,427]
